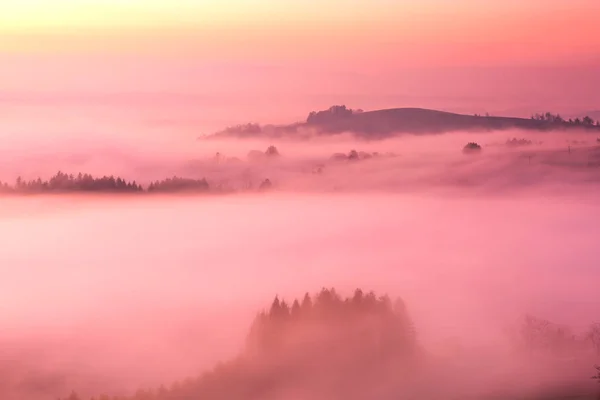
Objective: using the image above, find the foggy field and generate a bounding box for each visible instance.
[2,189,600,399]
[5,1,600,397]
[2,127,600,399]
[2,117,600,400]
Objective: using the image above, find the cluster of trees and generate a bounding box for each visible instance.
[463,142,482,153]
[329,150,396,162]
[214,123,263,137]
[147,177,209,193]
[0,172,282,195]
[506,138,534,147]
[593,365,600,384]
[246,288,417,358]
[247,145,281,162]
[306,105,363,124]
[331,149,361,161]
[0,171,143,194]
[530,112,599,127]
[58,288,419,400]
[56,291,600,400]
[518,314,600,356]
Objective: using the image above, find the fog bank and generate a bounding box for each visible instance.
[1,191,600,398]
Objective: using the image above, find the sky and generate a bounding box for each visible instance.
[2,0,598,62]
[1,0,599,123]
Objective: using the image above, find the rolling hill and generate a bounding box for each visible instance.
[208,106,600,139]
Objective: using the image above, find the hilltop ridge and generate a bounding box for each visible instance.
[208,106,600,139]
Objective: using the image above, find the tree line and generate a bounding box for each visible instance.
[0,171,144,194]
[0,171,274,195]
[530,112,599,127]
[307,105,363,124]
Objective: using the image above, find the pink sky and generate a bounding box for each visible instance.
[1,0,599,118]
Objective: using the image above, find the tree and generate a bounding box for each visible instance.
[301,292,313,313]
[269,296,281,319]
[291,299,301,318]
[352,288,364,308]
[463,142,482,153]
[506,138,533,147]
[330,152,348,161]
[518,314,576,356]
[279,300,290,319]
[65,391,81,400]
[587,323,600,355]
[583,116,595,126]
[348,149,359,160]
[592,365,600,383]
[265,145,280,157]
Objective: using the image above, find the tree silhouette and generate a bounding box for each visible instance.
[587,323,600,355]
[265,145,280,157]
[307,105,358,124]
[301,292,313,313]
[65,391,81,400]
[518,314,577,356]
[147,176,209,193]
[348,149,359,161]
[506,138,533,147]
[214,123,262,137]
[463,142,482,153]
[592,365,600,383]
[291,299,301,318]
[3,171,144,194]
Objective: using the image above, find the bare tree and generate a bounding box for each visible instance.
[587,323,600,355]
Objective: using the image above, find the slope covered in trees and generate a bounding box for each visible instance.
[58,288,421,400]
[56,288,600,400]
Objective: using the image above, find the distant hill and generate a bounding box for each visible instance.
[208,106,600,139]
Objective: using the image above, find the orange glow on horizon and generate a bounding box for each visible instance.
[1,0,599,69]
